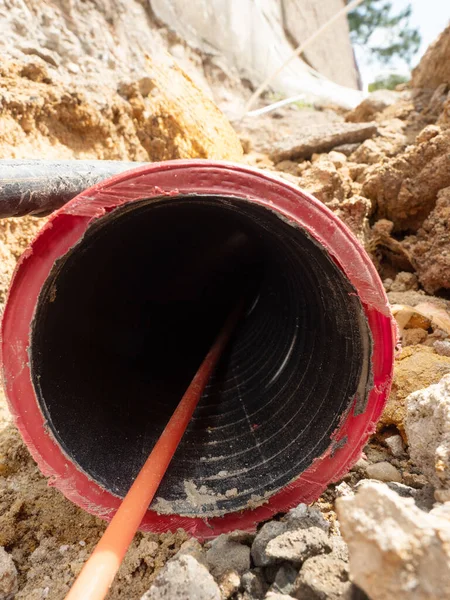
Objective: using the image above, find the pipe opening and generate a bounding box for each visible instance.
[31,195,372,517]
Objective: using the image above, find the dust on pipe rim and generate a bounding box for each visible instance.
[0,160,395,539]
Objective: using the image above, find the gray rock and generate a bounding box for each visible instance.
[270,563,298,596]
[141,554,220,600]
[241,569,268,599]
[206,534,251,579]
[292,554,350,599]
[384,481,435,512]
[285,504,330,533]
[269,122,378,162]
[385,434,406,458]
[0,547,18,600]
[251,521,286,567]
[365,461,402,482]
[265,527,331,565]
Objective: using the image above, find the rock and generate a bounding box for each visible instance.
[412,23,450,89]
[265,594,296,600]
[336,481,450,600]
[362,127,450,232]
[269,122,378,162]
[335,482,354,498]
[379,346,450,436]
[174,538,207,566]
[292,554,350,600]
[251,506,328,568]
[284,504,330,533]
[434,340,450,356]
[206,534,251,579]
[251,522,286,567]
[298,160,351,204]
[140,554,220,600]
[385,482,435,512]
[270,563,298,596]
[405,374,450,498]
[403,187,450,293]
[265,527,331,565]
[390,272,419,293]
[366,462,402,482]
[327,195,372,243]
[332,142,361,156]
[241,569,268,599]
[0,547,18,600]
[384,434,405,458]
[219,570,241,599]
[346,90,406,123]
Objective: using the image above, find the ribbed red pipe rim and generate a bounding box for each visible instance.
[1,160,395,539]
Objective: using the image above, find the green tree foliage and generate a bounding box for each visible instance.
[368,73,409,91]
[348,0,421,65]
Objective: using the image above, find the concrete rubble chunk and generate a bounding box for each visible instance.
[0,547,18,600]
[219,570,241,599]
[385,434,405,458]
[336,481,450,600]
[206,534,251,579]
[365,461,402,483]
[251,505,330,568]
[292,553,351,600]
[284,504,330,532]
[268,122,378,162]
[140,554,221,600]
[241,568,268,599]
[265,527,331,565]
[251,522,287,567]
[270,563,298,596]
[405,373,450,501]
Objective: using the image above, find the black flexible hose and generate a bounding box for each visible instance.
[0,160,145,218]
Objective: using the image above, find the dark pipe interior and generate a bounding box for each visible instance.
[31,195,372,517]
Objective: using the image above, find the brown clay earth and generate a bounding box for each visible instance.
[2,36,450,600]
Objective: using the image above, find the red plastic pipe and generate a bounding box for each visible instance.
[0,160,395,539]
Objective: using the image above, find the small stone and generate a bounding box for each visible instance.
[351,457,369,472]
[219,570,241,599]
[293,554,350,600]
[206,534,250,579]
[385,435,405,458]
[434,340,450,356]
[285,504,329,532]
[265,527,331,565]
[141,554,220,600]
[335,482,354,498]
[264,594,297,599]
[332,142,361,156]
[270,563,298,596]
[241,569,268,598]
[365,461,402,482]
[251,522,286,567]
[0,547,18,600]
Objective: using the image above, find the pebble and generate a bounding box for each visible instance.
[241,568,268,598]
[270,563,298,595]
[251,521,286,567]
[365,461,402,482]
[206,534,250,578]
[385,434,405,458]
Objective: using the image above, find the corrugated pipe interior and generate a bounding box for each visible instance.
[1,161,394,537]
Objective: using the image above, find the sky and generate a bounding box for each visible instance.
[355,0,450,89]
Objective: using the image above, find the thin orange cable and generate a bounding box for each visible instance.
[65,300,244,600]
